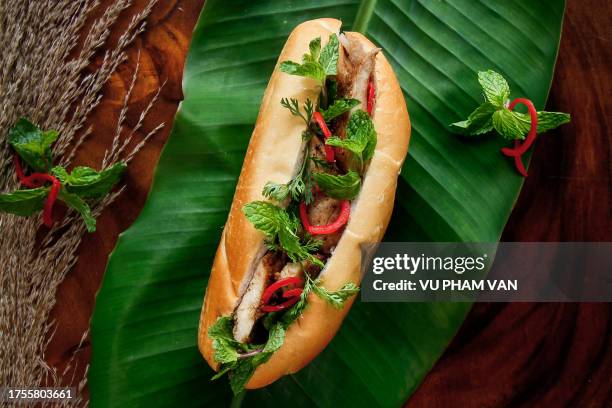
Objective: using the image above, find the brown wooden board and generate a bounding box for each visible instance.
[46,0,611,405]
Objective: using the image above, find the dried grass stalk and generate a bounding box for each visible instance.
[0,0,161,405]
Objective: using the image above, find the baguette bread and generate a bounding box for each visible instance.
[198,18,410,389]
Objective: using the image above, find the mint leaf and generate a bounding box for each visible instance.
[209,317,288,395]
[0,187,49,216]
[58,188,96,232]
[478,70,510,107]
[52,162,126,198]
[348,110,377,162]
[327,110,377,170]
[242,201,322,266]
[321,98,360,121]
[492,108,525,140]
[8,118,58,172]
[308,37,321,61]
[513,111,571,136]
[311,281,360,309]
[319,34,339,76]
[209,317,242,365]
[280,34,338,83]
[242,201,283,237]
[313,170,361,200]
[229,358,256,394]
[280,61,325,82]
[262,323,285,353]
[325,136,368,155]
[450,102,497,135]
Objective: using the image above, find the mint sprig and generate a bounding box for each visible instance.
[280,34,339,86]
[1,118,125,231]
[242,201,322,267]
[326,110,377,172]
[450,70,570,140]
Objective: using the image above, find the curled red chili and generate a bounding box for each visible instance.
[261,277,303,312]
[312,111,335,163]
[13,154,60,227]
[498,98,538,177]
[367,79,375,116]
[511,140,528,177]
[300,199,350,235]
[501,98,538,157]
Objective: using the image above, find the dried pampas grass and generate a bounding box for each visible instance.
[0,0,161,405]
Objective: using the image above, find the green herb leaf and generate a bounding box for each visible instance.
[52,162,126,198]
[451,70,570,141]
[262,323,285,353]
[209,317,241,365]
[8,118,58,172]
[478,70,510,107]
[308,37,321,61]
[229,358,256,395]
[209,317,288,395]
[319,34,339,76]
[321,98,360,121]
[58,188,96,232]
[492,108,525,140]
[242,201,322,266]
[450,102,497,135]
[279,34,339,84]
[242,201,283,237]
[0,187,49,216]
[311,281,360,309]
[313,170,361,200]
[326,110,377,170]
[513,111,571,136]
[280,61,325,82]
[280,98,313,127]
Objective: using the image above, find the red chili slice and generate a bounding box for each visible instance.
[512,141,529,177]
[261,295,301,312]
[312,111,335,163]
[261,277,304,313]
[13,154,61,227]
[282,288,303,298]
[367,80,375,116]
[300,199,350,235]
[501,98,538,157]
[261,277,303,305]
[42,176,61,227]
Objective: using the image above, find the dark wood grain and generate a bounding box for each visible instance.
[46,0,611,406]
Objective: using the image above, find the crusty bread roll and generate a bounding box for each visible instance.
[198,18,410,389]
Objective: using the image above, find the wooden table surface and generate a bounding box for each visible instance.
[46,0,611,406]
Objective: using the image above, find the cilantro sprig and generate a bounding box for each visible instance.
[451,70,570,140]
[262,143,314,204]
[0,118,125,231]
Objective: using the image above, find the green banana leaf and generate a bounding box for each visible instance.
[89,1,565,406]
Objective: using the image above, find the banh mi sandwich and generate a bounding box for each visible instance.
[198,18,410,393]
